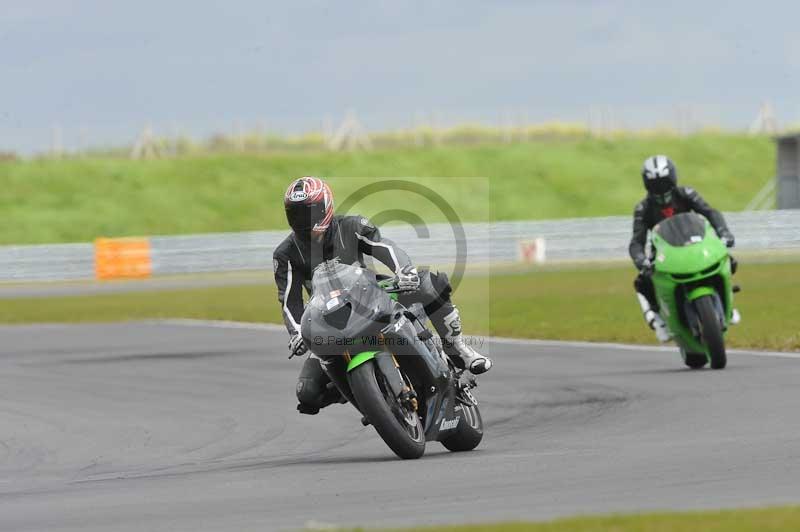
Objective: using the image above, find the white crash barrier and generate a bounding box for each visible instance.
[0,210,798,282]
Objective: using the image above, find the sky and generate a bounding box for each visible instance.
[1,0,799,153]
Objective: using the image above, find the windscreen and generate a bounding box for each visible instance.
[654,212,708,247]
[310,261,368,308]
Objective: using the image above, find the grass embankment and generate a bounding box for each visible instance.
[2,261,796,351]
[369,505,800,532]
[0,133,772,244]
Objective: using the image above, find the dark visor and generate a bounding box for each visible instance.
[286,202,326,232]
[647,177,674,194]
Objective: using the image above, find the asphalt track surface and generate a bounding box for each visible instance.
[1,321,799,531]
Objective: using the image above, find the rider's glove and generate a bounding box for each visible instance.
[397,265,420,291]
[720,231,735,248]
[288,333,308,359]
[639,258,654,277]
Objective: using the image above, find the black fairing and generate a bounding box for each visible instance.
[380,302,453,438]
[654,212,707,247]
[301,262,393,357]
[300,260,460,442]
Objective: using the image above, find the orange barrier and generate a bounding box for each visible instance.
[94,238,152,280]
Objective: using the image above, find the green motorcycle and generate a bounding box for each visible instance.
[650,212,737,369]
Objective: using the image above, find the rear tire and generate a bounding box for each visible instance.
[348,360,425,459]
[441,401,483,452]
[694,295,727,369]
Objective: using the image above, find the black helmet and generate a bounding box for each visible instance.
[284,176,334,239]
[642,155,677,205]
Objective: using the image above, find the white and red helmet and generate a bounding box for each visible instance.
[284,177,334,236]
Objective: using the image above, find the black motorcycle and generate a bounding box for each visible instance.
[300,260,483,459]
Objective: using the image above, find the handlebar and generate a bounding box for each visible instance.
[378,277,415,294]
[378,277,401,293]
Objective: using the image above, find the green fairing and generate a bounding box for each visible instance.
[651,220,734,357]
[651,223,728,275]
[347,351,380,372]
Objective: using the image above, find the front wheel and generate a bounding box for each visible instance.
[348,359,425,459]
[694,295,726,369]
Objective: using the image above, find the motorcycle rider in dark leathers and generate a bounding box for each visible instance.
[274,177,492,415]
[629,155,738,342]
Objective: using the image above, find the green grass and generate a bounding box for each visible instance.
[365,505,800,532]
[482,261,800,351]
[0,284,284,325]
[0,133,773,244]
[2,261,796,351]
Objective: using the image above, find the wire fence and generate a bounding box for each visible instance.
[0,211,798,283]
[11,100,783,159]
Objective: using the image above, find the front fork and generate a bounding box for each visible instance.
[373,352,418,412]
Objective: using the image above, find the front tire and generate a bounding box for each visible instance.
[348,359,425,459]
[694,295,727,369]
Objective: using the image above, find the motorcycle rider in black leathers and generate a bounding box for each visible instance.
[274,176,492,415]
[630,155,737,342]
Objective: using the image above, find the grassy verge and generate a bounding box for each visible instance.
[483,261,800,351]
[368,505,800,532]
[2,261,797,351]
[0,133,772,244]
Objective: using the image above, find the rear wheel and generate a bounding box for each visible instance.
[441,400,483,452]
[694,295,727,369]
[348,359,425,459]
